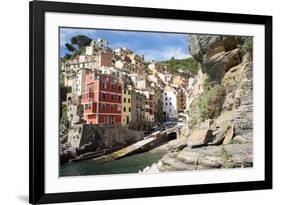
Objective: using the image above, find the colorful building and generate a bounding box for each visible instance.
[97,50,112,68]
[136,90,155,122]
[146,93,156,122]
[122,85,132,125]
[82,72,123,124]
[163,86,178,120]
[131,91,146,122]
[177,88,186,114]
[74,68,91,96]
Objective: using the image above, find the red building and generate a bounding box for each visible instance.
[82,72,123,124]
[97,50,112,68]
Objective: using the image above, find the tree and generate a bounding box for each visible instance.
[71,35,92,48]
[61,53,72,62]
[65,43,76,52]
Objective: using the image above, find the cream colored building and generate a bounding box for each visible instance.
[122,86,132,125]
[86,38,109,55]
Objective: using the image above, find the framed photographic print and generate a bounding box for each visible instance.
[29,0,272,204]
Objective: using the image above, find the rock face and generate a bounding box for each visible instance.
[189,35,242,84]
[188,34,253,140]
[233,63,253,138]
[189,35,223,62]
[143,34,253,173]
[141,143,253,173]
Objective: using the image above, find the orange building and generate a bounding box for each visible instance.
[82,72,123,124]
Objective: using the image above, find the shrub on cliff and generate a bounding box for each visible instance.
[189,85,226,129]
[242,37,253,52]
[206,85,226,119]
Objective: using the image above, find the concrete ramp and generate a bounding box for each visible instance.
[93,137,156,163]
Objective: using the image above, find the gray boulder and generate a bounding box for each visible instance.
[187,129,214,148]
[189,34,223,62]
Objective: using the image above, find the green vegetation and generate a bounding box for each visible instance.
[224,162,235,168]
[70,35,92,48]
[221,146,232,161]
[61,104,68,120]
[65,43,76,52]
[61,104,69,128]
[189,85,226,129]
[160,56,199,75]
[242,37,253,51]
[62,35,92,61]
[221,146,235,168]
[229,139,241,144]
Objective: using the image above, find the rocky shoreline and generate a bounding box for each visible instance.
[141,140,252,173]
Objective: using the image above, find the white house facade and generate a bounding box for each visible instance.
[162,86,177,120]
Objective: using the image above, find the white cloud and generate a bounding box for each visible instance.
[138,46,189,62]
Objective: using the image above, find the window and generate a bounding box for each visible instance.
[124,98,126,103]
[111,94,114,100]
[102,104,106,111]
[165,97,167,100]
[129,107,131,112]
[118,85,121,91]
[128,98,131,103]
[123,107,126,112]
[166,103,168,106]
[111,84,115,90]
[102,93,106,99]
[103,82,106,89]
[118,96,121,102]
[128,90,131,95]
[170,102,172,106]
[110,104,114,111]
[124,90,126,94]
[117,105,122,111]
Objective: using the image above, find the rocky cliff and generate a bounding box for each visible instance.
[141,34,253,173]
[60,124,144,164]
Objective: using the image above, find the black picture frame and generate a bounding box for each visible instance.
[29,0,272,204]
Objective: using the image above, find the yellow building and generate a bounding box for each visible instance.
[172,75,187,86]
[122,86,132,125]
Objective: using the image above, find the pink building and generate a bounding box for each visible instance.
[82,72,123,124]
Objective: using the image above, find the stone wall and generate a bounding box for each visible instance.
[80,124,144,151]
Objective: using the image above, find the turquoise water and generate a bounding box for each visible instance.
[60,151,166,176]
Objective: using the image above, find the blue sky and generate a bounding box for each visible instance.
[60,27,190,62]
